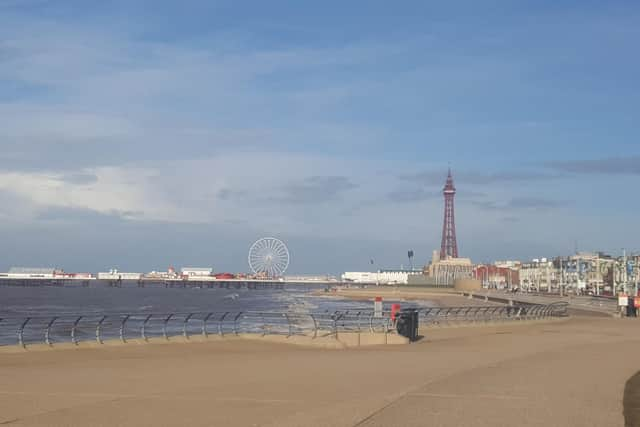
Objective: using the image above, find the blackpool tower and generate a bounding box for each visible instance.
[440,168,459,259]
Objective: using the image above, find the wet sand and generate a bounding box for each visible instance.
[315,287,501,306]
[1,316,639,426]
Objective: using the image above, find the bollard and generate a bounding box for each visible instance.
[391,304,401,324]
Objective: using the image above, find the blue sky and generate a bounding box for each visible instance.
[0,0,639,274]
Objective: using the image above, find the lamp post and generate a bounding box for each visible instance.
[623,248,627,295]
[408,250,414,271]
[633,255,640,296]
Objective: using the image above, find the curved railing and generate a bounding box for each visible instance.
[0,302,568,348]
[419,302,568,326]
[0,310,397,348]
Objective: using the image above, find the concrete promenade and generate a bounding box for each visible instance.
[1,315,639,426]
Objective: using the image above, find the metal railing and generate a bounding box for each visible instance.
[0,302,568,348]
[0,310,397,348]
[419,302,568,326]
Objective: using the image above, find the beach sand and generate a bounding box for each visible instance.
[1,315,639,426]
[314,287,501,306]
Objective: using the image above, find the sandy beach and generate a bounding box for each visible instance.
[1,314,639,426]
[314,287,502,306]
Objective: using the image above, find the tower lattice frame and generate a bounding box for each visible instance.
[440,169,458,259]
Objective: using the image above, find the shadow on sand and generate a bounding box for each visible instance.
[624,371,640,426]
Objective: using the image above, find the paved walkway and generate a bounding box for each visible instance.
[1,316,639,426]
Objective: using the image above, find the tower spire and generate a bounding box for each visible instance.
[440,168,458,259]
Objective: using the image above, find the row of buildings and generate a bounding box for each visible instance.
[342,251,640,296]
[501,252,640,295]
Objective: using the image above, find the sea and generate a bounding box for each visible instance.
[0,282,431,346]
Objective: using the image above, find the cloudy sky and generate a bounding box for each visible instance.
[1,1,639,274]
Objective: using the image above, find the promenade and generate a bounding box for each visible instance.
[1,315,638,426]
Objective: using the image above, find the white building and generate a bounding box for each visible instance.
[284,275,339,282]
[5,267,59,279]
[181,267,213,277]
[97,270,142,280]
[494,260,522,269]
[342,270,421,285]
[519,260,557,291]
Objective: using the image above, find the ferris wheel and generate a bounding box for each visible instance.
[248,237,290,277]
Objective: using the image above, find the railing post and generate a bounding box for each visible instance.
[233,312,243,336]
[310,314,318,339]
[284,313,292,338]
[218,312,229,337]
[356,312,362,347]
[18,317,30,348]
[202,313,213,337]
[45,317,58,346]
[71,316,83,345]
[491,307,501,321]
[141,314,152,342]
[96,316,106,344]
[483,307,491,322]
[163,314,174,340]
[384,313,388,344]
[183,313,194,339]
[261,313,267,337]
[120,315,130,343]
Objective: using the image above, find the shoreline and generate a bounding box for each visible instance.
[312,287,500,307]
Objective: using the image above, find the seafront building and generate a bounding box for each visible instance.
[1,267,93,280]
[474,263,520,289]
[426,255,473,286]
[495,252,638,295]
[519,259,558,291]
[342,269,422,285]
[284,275,339,283]
[1,267,60,279]
[181,267,213,277]
[97,270,142,281]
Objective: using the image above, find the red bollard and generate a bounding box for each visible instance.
[391,303,401,322]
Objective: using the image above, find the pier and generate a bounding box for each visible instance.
[0,277,307,289]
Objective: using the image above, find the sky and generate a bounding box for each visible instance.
[1,0,639,274]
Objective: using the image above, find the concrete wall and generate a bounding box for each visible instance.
[454,278,482,292]
[407,275,452,287]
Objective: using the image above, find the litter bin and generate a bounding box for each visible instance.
[396,309,419,342]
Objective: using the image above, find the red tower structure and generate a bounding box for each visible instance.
[440,168,459,259]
